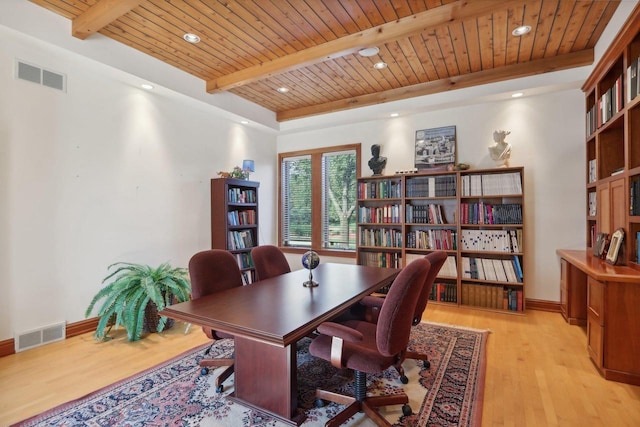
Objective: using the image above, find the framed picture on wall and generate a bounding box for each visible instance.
[415,126,456,170]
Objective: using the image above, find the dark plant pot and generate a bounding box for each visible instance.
[143,301,175,333]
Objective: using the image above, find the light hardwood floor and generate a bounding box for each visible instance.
[1,305,639,426]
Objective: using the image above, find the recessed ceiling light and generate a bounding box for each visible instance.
[141,83,154,90]
[183,33,201,43]
[512,92,524,98]
[358,47,379,57]
[277,87,289,93]
[373,61,387,70]
[240,120,249,124]
[390,113,399,117]
[512,25,531,36]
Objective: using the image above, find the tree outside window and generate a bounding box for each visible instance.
[279,144,360,255]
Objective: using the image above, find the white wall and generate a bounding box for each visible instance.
[277,89,586,302]
[0,26,277,341]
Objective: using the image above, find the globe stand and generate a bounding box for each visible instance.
[303,269,318,288]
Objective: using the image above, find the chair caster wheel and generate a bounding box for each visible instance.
[315,398,326,408]
[216,384,224,393]
[200,367,209,376]
[402,404,412,416]
[400,375,409,384]
[424,360,431,369]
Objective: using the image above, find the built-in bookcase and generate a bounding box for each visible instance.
[357,166,525,314]
[582,5,640,266]
[211,178,259,284]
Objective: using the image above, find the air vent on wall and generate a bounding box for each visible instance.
[15,60,66,92]
[15,321,66,352]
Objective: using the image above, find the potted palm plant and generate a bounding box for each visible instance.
[86,262,191,342]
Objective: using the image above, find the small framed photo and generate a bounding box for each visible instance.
[415,126,456,170]
[593,232,609,258]
[606,228,625,265]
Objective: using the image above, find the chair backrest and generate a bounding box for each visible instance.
[412,251,448,325]
[251,245,291,281]
[189,250,243,299]
[376,258,431,357]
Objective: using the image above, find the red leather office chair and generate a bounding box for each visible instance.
[189,249,243,393]
[308,257,431,427]
[251,245,291,281]
[356,250,447,380]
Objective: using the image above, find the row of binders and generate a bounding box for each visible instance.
[461,256,523,283]
[227,209,256,226]
[461,284,523,312]
[406,175,456,197]
[406,253,457,277]
[358,180,402,199]
[235,252,254,269]
[359,228,403,248]
[358,204,401,223]
[228,188,256,204]
[227,230,255,250]
[461,229,521,253]
[460,203,522,225]
[429,282,457,303]
[461,172,522,196]
[405,229,457,250]
[405,203,448,224]
[358,251,401,268]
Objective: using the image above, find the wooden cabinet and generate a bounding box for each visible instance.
[583,4,640,264]
[558,250,640,385]
[357,166,525,314]
[560,258,587,325]
[211,178,259,284]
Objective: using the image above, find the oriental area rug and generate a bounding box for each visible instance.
[14,322,488,427]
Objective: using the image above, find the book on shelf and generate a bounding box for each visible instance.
[358,179,402,199]
[628,56,639,103]
[358,251,401,268]
[460,229,521,252]
[429,282,457,303]
[589,192,597,216]
[588,159,597,183]
[631,178,640,216]
[461,171,522,196]
[406,175,456,197]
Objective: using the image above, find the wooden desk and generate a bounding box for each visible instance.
[557,249,640,385]
[160,263,400,425]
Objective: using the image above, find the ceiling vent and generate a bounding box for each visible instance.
[15,321,66,352]
[15,60,66,92]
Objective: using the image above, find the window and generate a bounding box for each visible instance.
[279,144,360,255]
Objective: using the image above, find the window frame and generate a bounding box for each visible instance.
[278,143,361,258]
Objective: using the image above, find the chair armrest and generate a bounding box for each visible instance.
[317,322,363,342]
[360,295,384,323]
[359,295,384,310]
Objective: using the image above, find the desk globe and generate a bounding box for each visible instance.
[302,251,320,287]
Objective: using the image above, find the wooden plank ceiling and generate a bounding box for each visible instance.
[29,0,619,121]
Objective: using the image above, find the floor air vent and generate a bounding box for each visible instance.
[16,60,66,92]
[15,322,66,352]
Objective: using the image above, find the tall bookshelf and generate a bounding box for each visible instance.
[211,178,259,284]
[357,166,525,314]
[582,4,640,266]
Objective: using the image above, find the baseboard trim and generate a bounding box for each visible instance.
[0,339,14,358]
[0,317,98,358]
[67,318,98,338]
[526,298,561,313]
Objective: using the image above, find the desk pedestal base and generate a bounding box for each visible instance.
[233,337,305,425]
